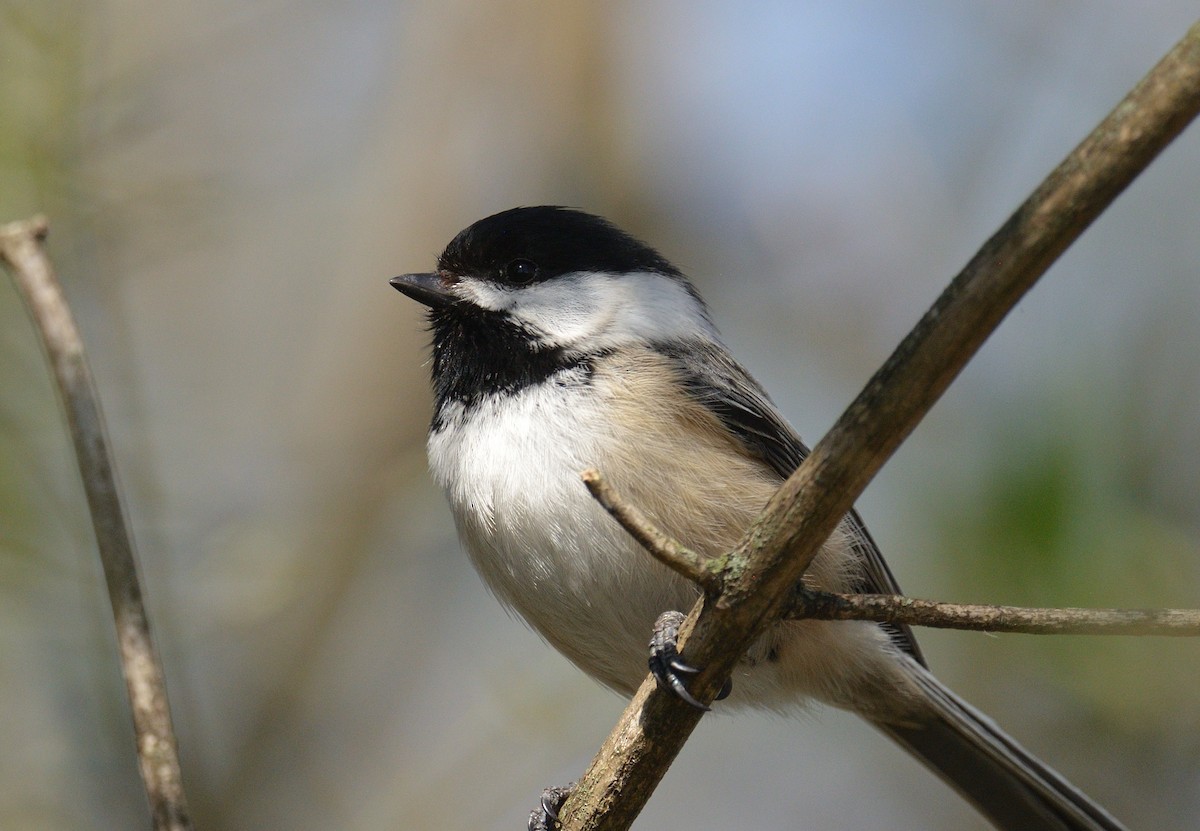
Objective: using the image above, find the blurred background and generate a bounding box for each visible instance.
[2,2,1199,829]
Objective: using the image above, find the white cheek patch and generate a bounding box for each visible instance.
[458,279,516,312]
[472,271,716,352]
[513,274,612,346]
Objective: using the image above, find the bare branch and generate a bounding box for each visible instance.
[560,21,1200,831]
[581,469,724,594]
[0,217,194,831]
[788,590,1200,636]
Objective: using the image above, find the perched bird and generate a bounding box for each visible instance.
[391,206,1125,831]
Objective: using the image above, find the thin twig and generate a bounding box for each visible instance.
[0,217,194,831]
[788,589,1200,635]
[583,469,1200,636]
[581,469,724,594]
[560,21,1200,831]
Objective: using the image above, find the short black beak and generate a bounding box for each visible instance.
[390,272,457,308]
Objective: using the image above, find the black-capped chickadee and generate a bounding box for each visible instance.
[391,206,1125,831]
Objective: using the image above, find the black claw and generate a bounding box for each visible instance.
[529,783,574,831]
[663,667,710,710]
[649,610,718,711]
[668,657,700,675]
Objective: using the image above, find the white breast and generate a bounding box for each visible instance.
[428,366,699,692]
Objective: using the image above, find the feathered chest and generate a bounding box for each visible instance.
[428,362,613,554]
[424,347,860,693]
[427,350,782,588]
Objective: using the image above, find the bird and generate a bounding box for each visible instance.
[390,205,1126,831]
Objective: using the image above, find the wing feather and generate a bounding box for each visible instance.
[655,339,924,664]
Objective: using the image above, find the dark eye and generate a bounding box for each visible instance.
[502,258,539,285]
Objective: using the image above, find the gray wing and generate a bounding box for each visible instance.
[656,339,925,665]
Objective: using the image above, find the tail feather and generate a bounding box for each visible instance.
[876,662,1126,831]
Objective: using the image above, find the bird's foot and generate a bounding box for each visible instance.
[648,610,732,710]
[528,783,574,831]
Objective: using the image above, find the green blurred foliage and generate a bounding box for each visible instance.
[0,2,84,218]
[934,392,1200,732]
[1,4,91,580]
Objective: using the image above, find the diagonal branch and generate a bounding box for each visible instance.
[559,20,1200,831]
[0,217,194,831]
[581,469,724,594]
